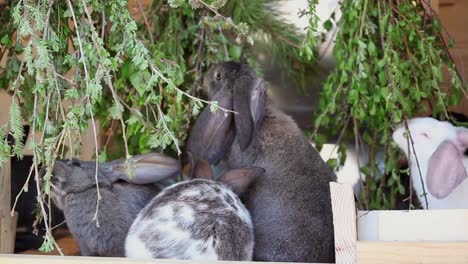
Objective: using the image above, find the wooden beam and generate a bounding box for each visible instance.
[0,158,16,253]
[330,182,357,264]
[357,242,468,264]
[439,0,455,6]
[79,120,101,161]
[0,254,318,264]
[430,0,440,13]
[357,209,468,241]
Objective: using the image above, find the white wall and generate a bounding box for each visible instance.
[278,0,341,59]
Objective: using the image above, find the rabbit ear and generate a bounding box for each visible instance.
[233,77,266,151]
[181,151,195,179]
[51,160,70,177]
[192,159,214,180]
[456,127,468,147]
[110,153,180,184]
[181,151,214,180]
[187,87,235,164]
[427,140,467,199]
[218,167,264,196]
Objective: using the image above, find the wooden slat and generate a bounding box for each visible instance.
[430,0,439,12]
[0,158,15,253]
[0,157,11,211]
[379,209,468,241]
[357,242,468,264]
[79,120,101,161]
[440,0,455,6]
[0,211,16,254]
[356,211,378,241]
[19,235,80,256]
[357,209,468,241]
[330,182,357,264]
[10,212,17,252]
[0,254,318,264]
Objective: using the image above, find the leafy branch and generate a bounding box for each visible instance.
[313,0,467,210]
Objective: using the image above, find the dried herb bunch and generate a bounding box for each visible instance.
[314,0,467,210]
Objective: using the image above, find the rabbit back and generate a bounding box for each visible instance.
[64,188,132,256]
[112,182,161,217]
[125,179,254,260]
[195,61,335,262]
[223,104,336,262]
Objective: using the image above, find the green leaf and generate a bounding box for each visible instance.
[326,158,338,169]
[98,149,108,163]
[130,70,151,96]
[229,45,242,60]
[367,41,377,57]
[109,103,124,119]
[448,38,455,48]
[9,101,24,157]
[0,34,12,47]
[323,20,333,31]
[210,101,219,113]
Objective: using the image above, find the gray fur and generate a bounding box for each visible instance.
[192,62,337,262]
[49,154,179,257]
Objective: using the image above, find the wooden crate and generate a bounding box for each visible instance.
[1,175,468,263]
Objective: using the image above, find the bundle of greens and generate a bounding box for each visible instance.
[313,0,467,210]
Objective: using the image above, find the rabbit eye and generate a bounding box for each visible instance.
[215,72,221,81]
[70,159,81,167]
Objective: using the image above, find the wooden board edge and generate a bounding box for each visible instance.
[0,254,323,264]
[357,209,468,241]
[329,182,357,264]
[356,241,468,264]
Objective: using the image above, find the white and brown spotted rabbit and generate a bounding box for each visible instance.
[125,154,263,260]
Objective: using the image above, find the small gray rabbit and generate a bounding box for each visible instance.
[48,153,180,257]
[187,62,337,263]
[125,153,263,261]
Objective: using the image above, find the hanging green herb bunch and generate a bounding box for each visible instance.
[313,0,467,210]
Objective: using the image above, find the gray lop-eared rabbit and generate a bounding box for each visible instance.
[187,61,337,262]
[125,153,264,260]
[48,153,180,257]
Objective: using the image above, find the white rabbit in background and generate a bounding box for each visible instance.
[316,143,385,197]
[393,117,468,209]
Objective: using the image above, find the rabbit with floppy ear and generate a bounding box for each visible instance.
[187,62,336,263]
[49,153,180,257]
[9,125,67,252]
[125,152,263,260]
[393,117,468,209]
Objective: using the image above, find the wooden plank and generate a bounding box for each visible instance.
[0,158,15,253]
[439,0,455,6]
[10,212,17,252]
[356,242,468,264]
[330,182,357,264]
[79,120,100,161]
[357,210,468,241]
[356,211,379,241]
[379,209,468,241]
[0,211,15,254]
[430,0,439,13]
[19,234,80,256]
[0,152,11,210]
[0,254,318,264]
